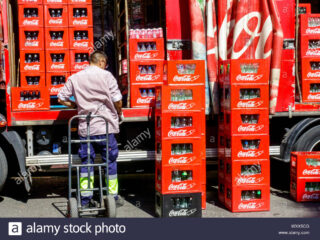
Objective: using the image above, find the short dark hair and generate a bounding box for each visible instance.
[89,50,108,64]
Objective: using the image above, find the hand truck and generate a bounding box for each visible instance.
[67,112,116,218]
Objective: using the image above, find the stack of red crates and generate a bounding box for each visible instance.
[300,13,320,103]
[15,0,49,112]
[44,0,70,96]
[154,60,206,217]
[129,31,165,108]
[218,59,271,212]
[290,152,320,202]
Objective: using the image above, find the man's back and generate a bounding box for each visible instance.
[58,65,122,136]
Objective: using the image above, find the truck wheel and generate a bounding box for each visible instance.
[293,125,320,151]
[0,147,8,192]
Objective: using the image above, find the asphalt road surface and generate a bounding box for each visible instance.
[1,169,319,218]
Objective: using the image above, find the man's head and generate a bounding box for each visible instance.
[89,50,108,70]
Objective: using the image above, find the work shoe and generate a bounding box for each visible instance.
[114,195,125,208]
[81,199,99,210]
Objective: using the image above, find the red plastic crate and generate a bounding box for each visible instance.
[44,5,68,27]
[218,157,225,180]
[225,134,270,160]
[11,87,50,112]
[291,152,320,178]
[155,85,205,112]
[69,27,93,50]
[201,159,206,185]
[46,72,70,95]
[155,138,204,166]
[302,79,320,102]
[224,83,269,110]
[282,49,295,61]
[301,58,320,81]
[69,49,92,72]
[201,184,206,210]
[18,0,43,4]
[130,83,161,108]
[276,60,295,112]
[129,38,164,60]
[225,184,270,212]
[218,128,225,160]
[155,111,205,139]
[155,163,202,194]
[224,109,269,135]
[130,60,164,84]
[300,35,320,58]
[20,50,45,73]
[46,50,70,72]
[290,177,320,202]
[18,5,44,27]
[166,60,205,85]
[45,27,69,50]
[299,3,311,15]
[300,14,320,36]
[68,0,92,3]
[19,27,44,50]
[43,0,68,4]
[68,4,93,27]
[218,177,225,204]
[225,59,270,85]
[20,72,46,87]
[225,159,270,186]
[275,0,295,39]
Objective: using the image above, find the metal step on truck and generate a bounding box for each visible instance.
[0,0,320,194]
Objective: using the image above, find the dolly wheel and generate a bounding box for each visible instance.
[104,195,116,218]
[69,198,79,218]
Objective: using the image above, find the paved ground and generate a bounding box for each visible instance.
[0,170,319,218]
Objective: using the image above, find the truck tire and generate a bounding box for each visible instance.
[293,125,320,151]
[0,147,8,192]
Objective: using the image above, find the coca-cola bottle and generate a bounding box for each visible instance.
[243,140,249,150]
[50,9,56,17]
[51,31,57,40]
[187,117,193,127]
[52,54,57,63]
[75,31,81,40]
[33,54,39,62]
[172,170,181,182]
[171,117,175,128]
[24,9,31,18]
[299,7,307,15]
[26,32,32,40]
[26,54,33,63]
[31,91,36,100]
[31,9,37,17]
[181,144,187,154]
[74,9,80,18]
[59,76,65,84]
[175,117,180,128]
[52,76,58,85]
[80,9,87,17]
[20,91,24,101]
[36,91,40,99]
[56,9,62,17]
[57,32,63,40]
[141,89,147,97]
[24,91,29,101]
[83,54,89,62]
[148,89,154,97]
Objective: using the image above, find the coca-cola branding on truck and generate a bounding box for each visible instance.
[302,169,320,176]
[23,20,39,26]
[18,102,43,110]
[24,65,40,71]
[168,183,196,191]
[134,53,159,59]
[136,74,161,82]
[172,75,200,82]
[168,209,197,217]
[168,103,196,110]
[237,125,264,132]
[168,156,196,165]
[236,74,263,82]
[302,193,320,200]
[237,101,264,108]
[235,176,264,185]
[238,202,264,210]
[237,150,264,158]
[168,129,196,137]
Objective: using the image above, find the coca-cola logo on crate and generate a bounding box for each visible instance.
[307,72,320,78]
[237,150,264,158]
[73,20,88,25]
[168,156,196,165]
[237,101,264,108]
[50,42,64,47]
[168,129,196,137]
[235,176,264,185]
[25,42,39,47]
[302,193,320,200]
[168,103,196,110]
[18,102,43,109]
[51,64,65,70]
[136,74,161,81]
[306,28,320,34]
[308,94,320,100]
[49,19,63,25]
[236,74,263,82]
[306,50,320,56]
[302,169,320,176]
[238,125,264,132]
[50,86,63,94]
[137,97,153,104]
[134,53,158,59]
[24,65,40,71]
[238,202,264,210]
[23,20,39,26]
[168,209,197,217]
[168,183,196,191]
[73,42,89,48]
[74,64,88,70]
[173,75,200,82]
